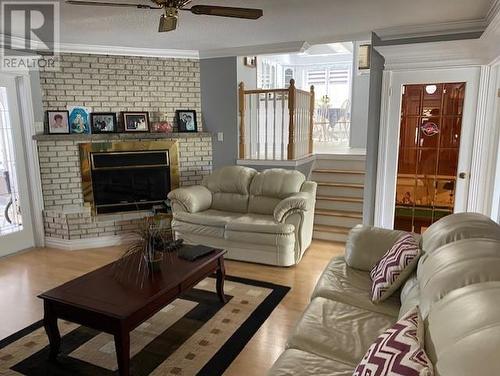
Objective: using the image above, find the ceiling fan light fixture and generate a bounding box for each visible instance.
[158,7,178,32]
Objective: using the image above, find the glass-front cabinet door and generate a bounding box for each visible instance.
[394,82,465,233]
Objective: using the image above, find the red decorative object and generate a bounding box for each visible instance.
[421,121,440,137]
[151,121,173,133]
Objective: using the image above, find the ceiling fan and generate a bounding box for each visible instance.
[65,0,264,32]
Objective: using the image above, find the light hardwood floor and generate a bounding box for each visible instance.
[0,240,344,375]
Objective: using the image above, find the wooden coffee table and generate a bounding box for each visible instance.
[38,247,226,376]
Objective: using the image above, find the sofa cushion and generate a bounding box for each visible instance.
[248,169,305,215]
[425,282,500,376]
[287,297,395,365]
[312,257,400,317]
[421,212,500,253]
[370,233,421,302]
[226,214,295,234]
[202,166,256,213]
[172,209,242,239]
[268,349,354,376]
[353,307,433,376]
[418,238,500,318]
[225,214,296,248]
[345,225,412,272]
[399,273,420,318]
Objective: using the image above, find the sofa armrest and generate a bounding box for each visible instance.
[345,225,411,271]
[167,185,212,214]
[274,192,313,223]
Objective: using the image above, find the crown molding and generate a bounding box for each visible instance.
[58,42,199,59]
[376,39,489,70]
[487,0,500,24]
[375,18,487,41]
[199,41,308,59]
[0,34,199,59]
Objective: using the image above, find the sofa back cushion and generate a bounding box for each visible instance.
[248,169,305,215]
[417,238,500,318]
[421,212,500,253]
[203,166,256,213]
[425,281,500,375]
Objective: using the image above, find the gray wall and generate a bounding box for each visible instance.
[200,56,238,169]
[236,57,257,90]
[350,71,370,149]
[362,34,385,225]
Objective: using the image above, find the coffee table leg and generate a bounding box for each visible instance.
[115,328,130,376]
[216,257,227,303]
[43,300,61,360]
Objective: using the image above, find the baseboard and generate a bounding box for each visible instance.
[44,235,128,251]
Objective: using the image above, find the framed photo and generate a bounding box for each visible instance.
[176,110,198,133]
[123,112,150,132]
[90,113,117,133]
[46,111,70,134]
[67,106,91,134]
[244,56,257,68]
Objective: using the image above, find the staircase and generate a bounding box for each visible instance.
[312,154,365,242]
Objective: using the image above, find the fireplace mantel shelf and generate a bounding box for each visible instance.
[33,132,213,141]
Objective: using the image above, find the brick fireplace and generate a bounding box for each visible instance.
[34,133,212,249]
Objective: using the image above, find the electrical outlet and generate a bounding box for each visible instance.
[217,132,224,142]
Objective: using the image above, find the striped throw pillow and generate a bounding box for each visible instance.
[353,307,433,376]
[370,233,421,302]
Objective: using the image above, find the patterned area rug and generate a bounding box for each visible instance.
[0,276,289,376]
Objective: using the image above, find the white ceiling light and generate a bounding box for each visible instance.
[425,85,437,94]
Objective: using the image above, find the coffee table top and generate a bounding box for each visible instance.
[39,247,225,319]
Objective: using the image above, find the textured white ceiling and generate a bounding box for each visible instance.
[55,0,492,52]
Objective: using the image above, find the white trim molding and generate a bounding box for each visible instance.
[0,34,199,59]
[375,19,487,41]
[45,235,128,251]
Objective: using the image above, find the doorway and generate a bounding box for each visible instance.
[374,67,480,230]
[0,74,35,256]
[394,83,465,233]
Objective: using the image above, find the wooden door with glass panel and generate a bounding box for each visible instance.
[394,83,465,233]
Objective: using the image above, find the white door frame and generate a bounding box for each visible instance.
[0,71,44,256]
[374,67,481,229]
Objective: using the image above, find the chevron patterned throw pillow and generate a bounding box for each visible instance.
[353,307,433,376]
[370,233,421,302]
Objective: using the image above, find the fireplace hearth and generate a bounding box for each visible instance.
[80,141,180,215]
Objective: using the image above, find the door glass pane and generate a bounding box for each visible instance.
[0,87,23,234]
[394,82,465,233]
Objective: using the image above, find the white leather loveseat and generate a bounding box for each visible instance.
[167,166,317,266]
[269,213,500,375]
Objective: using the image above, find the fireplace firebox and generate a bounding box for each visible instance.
[79,141,180,215]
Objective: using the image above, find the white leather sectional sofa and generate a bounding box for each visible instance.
[167,166,317,266]
[269,213,500,375]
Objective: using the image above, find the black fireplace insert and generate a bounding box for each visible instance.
[90,150,171,214]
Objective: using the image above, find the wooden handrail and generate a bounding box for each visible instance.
[242,88,289,94]
[238,82,246,159]
[309,85,315,154]
[287,79,296,160]
[238,79,315,161]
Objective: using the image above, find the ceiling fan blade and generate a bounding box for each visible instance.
[186,5,263,20]
[65,0,160,9]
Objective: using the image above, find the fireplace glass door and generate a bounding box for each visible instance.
[394,82,465,233]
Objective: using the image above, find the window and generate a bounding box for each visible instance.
[284,68,294,88]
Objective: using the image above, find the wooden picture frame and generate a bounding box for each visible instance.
[90,113,118,133]
[122,112,150,133]
[175,110,198,133]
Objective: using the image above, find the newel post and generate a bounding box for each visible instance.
[238,82,246,159]
[309,85,315,155]
[287,79,296,160]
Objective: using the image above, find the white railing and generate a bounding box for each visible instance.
[239,80,314,160]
